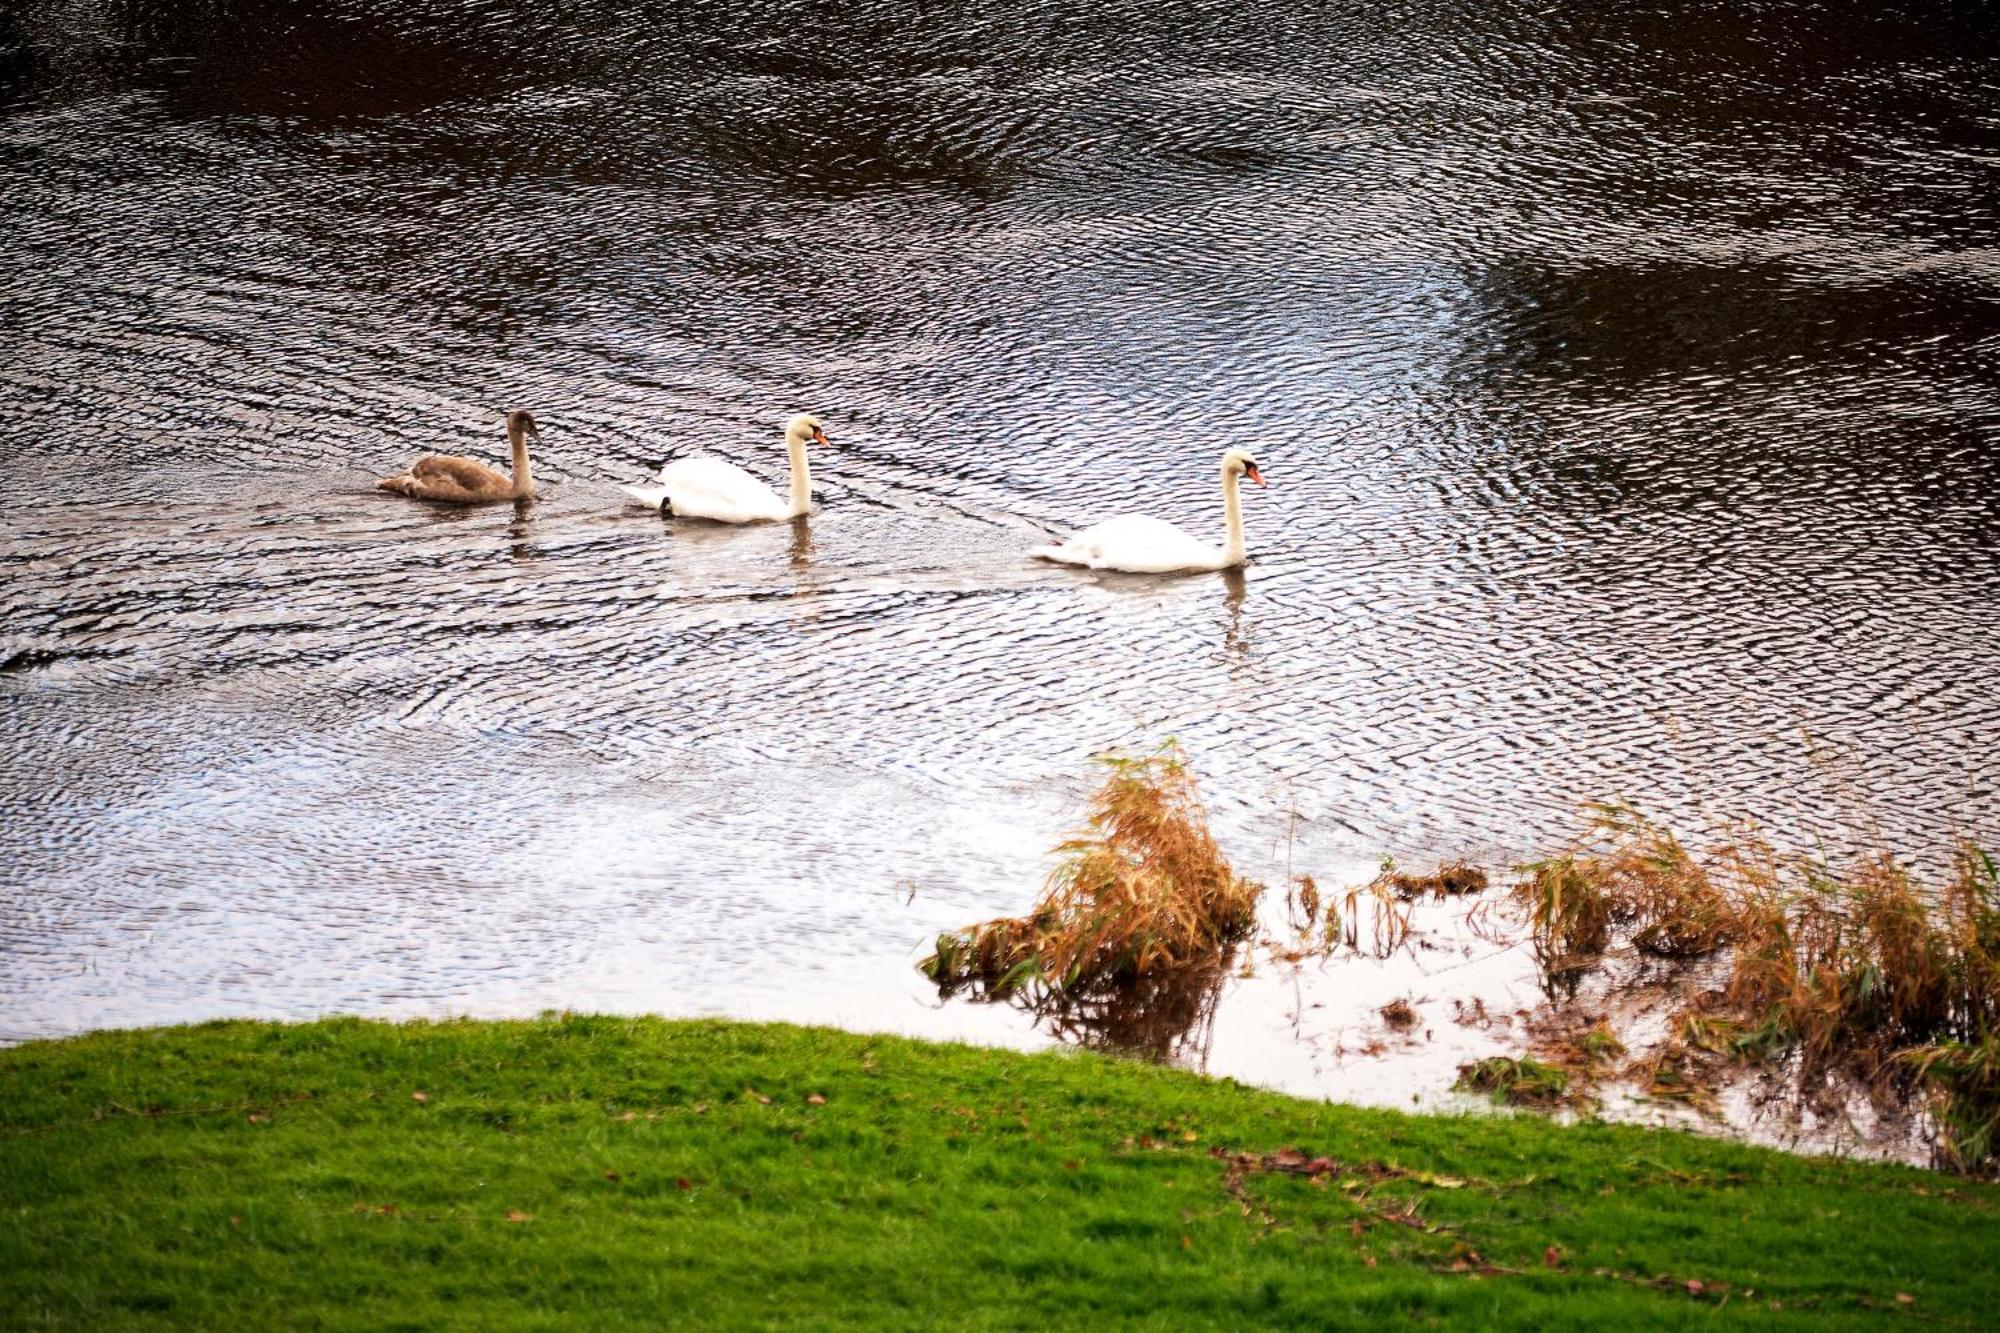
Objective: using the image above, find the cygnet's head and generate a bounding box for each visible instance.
[506,409,541,438]
[787,412,830,446]
[1222,447,1265,486]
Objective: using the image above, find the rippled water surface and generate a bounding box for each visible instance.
[3,1,1997,1110]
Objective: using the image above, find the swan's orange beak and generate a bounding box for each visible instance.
[1245,463,1266,486]
[812,427,830,446]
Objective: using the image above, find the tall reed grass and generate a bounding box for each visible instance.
[920,744,1260,1053]
[1514,809,2000,1173]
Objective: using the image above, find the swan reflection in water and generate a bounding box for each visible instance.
[1220,566,1250,658]
[788,516,815,576]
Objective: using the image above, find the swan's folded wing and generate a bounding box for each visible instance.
[1031,515,1222,573]
[410,454,506,489]
[620,482,670,508]
[377,454,509,503]
[621,455,746,510]
[656,455,763,493]
[651,455,789,522]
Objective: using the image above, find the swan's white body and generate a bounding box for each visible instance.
[1031,448,1264,573]
[620,414,826,523]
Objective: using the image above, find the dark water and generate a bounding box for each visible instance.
[3,1,1997,1101]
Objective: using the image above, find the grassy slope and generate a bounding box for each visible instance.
[1,1017,1994,1330]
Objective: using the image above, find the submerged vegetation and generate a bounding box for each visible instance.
[1454,1056,1572,1108]
[1379,860,1489,900]
[4,1016,1999,1327]
[921,746,1998,1174]
[1504,805,2000,1175]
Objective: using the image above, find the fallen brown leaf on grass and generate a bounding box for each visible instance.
[411,1091,429,1104]
[1543,1246,1561,1268]
[806,1093,827,1106]
[505,1210,532,1224]
[744,1087,771,1105]
[674,1177,693,1191]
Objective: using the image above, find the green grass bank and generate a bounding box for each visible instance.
[2,1016,1995,1329]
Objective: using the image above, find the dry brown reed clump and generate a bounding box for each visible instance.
[1379,860,1488,900]
[920,745,1261,1035]
[1276,869,1417,961]
[1379,997,1419,1031]
[1697,847,1999,1094]
[1511,808,2000,1174]
[1337,876,1415,957]
[1513,854,1616,993]
[1513,803,1735,991]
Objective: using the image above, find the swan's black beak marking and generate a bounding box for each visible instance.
[1245,463,1266,486]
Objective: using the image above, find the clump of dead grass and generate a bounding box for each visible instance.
[1337,876,1415,957]
[1455,1056,1572,1108]
[1378,860,1488,900]
[1625,1041,1721,1117]
[1269,866,1418,964]
[1513,803,1735,993]
[1379,997,1419,1031]
[921,744,1261,1030]
[1513,854,1616,993]
[1693,845,1997,1074]
[1506,806,2000,1174]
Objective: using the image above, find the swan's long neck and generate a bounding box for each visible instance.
[786,428,812,518]
[1221,465,1246,567]
[509,425,535,500]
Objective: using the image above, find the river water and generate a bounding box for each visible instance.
[3,1,1997,1124]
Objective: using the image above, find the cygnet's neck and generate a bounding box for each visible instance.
[509,424,535,500]
[786,427,812,518]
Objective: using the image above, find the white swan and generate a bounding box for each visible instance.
[1030,448,1266,573]
[619,413,829,522]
